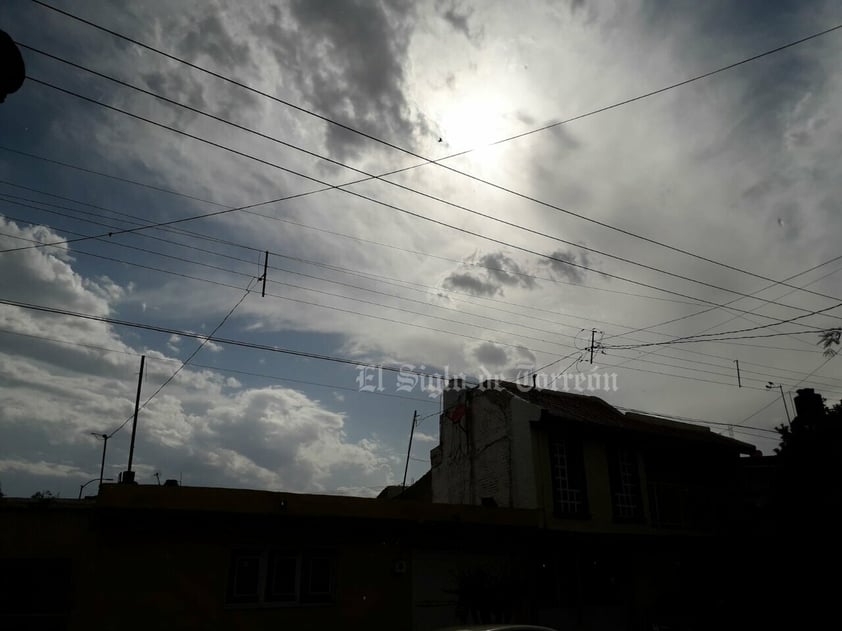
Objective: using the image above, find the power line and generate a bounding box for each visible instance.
[7,79,835,330]
[614,407,778,435]
[7,207,835,395]
[0,194,625,350]
[4,178,837,365]
[2,215,584,358]
[6,205,838,395]
[0,145,227,208]
[603,303,841,350]
[27,0,842,300]
[604,254,842,341]
[6,198,837,391]
[605,347,842,396]
[108,277,256,437]
[16,44,842,315]
[6,291,826,398]
[0,174,708,308]
[0,327,440,406]
[0,297,485,384]
[735,354,837,426]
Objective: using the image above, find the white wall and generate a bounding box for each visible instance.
[431,385,541,509]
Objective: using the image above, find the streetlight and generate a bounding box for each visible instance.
[78,477,113,499]
[766,382,791,422]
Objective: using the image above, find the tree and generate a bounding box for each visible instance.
[769,392,842,625]
[818,328,840,357]
[30,490,58,500]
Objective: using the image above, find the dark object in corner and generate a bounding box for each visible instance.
[1,30,25,103]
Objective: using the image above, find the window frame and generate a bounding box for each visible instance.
[608,444,644,523]
[548,431,590,518]
[226,548,335,607]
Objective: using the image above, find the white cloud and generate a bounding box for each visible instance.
[0,220,399,497]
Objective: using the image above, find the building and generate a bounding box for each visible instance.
[0,381,762,630]
[430,379,756,533]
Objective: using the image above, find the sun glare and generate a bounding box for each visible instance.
[436,93,512,166]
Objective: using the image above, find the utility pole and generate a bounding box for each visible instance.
[259,250,268,297]
[589,329,596,364]
[402,411,418,488]
[124,354,145,483]
[91,432,109,488]
[766,382,791,423]
[734,360,742,388]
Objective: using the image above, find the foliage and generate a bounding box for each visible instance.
[30,490,58,500]
[819,328,841,357]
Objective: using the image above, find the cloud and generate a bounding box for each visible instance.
[472,341,508,368]
[442,250,538,296]
[0,220,398,497]
[413,431,437,444]
[250,0,431,160]
[440,2,475,40]
[177,13,252,70]
[442,271,499,296]
[540,248,592,284]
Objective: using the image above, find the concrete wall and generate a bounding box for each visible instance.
[432,386,522,507]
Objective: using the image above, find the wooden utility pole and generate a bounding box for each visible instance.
[589,329,596,364]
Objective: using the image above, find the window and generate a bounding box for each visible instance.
[265,553,299,603]
[227,549,334,606]
[549,434,589,517]
[304,555,333,603]
[229,552,261,603]
[609,446,643,522]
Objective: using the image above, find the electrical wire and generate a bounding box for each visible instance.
[6,199,839,392]
[108,277,257,437]
[12,47,842,314]
[0,327,440,406]
[26,0,842,299]
[5,210,839,393]
[5,78,834,329]
[735,354,837,426]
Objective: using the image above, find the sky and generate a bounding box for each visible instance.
[1,0,841,499]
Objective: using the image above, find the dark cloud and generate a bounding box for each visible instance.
[515,346,537,367]
[478,252,536,289]
[443,272,498,297]
[251,0,430,161]
[473,342,508,368]
[443,251,538,297]
[178,14,252,70]
[540,248,591,284]
[441,3,472,39]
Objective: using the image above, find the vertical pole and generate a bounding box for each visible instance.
[127,355,145,473]
[402,411,417,488]
[734,360,741,388]
[589,329,595,364]
[779,385,791,422]
[261,251,268,297]
[98,434,108,488]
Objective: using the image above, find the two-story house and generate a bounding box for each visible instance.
[430,379,755,533]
